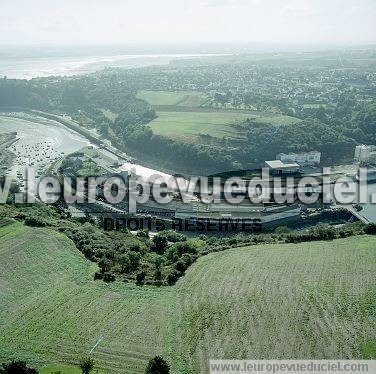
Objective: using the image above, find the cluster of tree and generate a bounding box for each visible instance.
[299,96,376,156]
[122,126,237,172]
[198,221,367,253]
[0,361,37,374]
[236,119,356,167]
[283,222,365,243]
[0,74,154,138]
[62,222,203,285]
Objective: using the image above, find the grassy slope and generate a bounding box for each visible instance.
[150,109,298,140]
[168,241,375,373]
[0,222,375,373]
[137,90,207,107]
[149,111,252,140]
[149,111,300,141]
[0,222,173,373]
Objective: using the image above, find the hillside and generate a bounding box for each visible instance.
[168,240,375,372]
[0,222,375,373]
[0,222,172,373]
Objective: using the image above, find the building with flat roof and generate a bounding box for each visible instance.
[354,145,376,165]
[265,160,300,175]
[277,151,321,166]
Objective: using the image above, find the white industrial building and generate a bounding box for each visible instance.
[277,151,321,166]
[354,145,376,164]
[265,160,300,175]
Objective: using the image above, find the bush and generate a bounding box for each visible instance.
[165,239,201,262]
[136,270,147,285]
[0,360,38,374]
[98,257,112,273]
[79,356,94,374]
[24,214,49,227]
[145,356,170,374]
[102,273,115,282]
[275,226,291,234]
[165,269,181,285]
[137,229,149,238]
[309,224,336,240]
[175,259,188,273]
[163,230,187,243]
[285,232,303,243]
[93,272,103,280]
[152,234,169,254]
[365,223,376,235]
[175,253,196,273]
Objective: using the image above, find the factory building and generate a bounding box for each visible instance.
[277,151,321,166]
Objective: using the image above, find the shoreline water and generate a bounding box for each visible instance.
[0,53,226,80]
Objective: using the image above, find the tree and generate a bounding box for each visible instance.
[128,251,141,271]
[98,256,112,273]
[365,223,376,235]
[137,229,149,238]
[136,270,147,285]
[0,360,38,374]
[275,226,291,234]
[152,234,169,254]
[79,356,94,374]
[145,356,170,374]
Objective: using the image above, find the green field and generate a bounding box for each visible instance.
[137,90,208,107]
[0,222,375,373]
[303,103,329,109]
[40,364,106,374]
[149,110,300,141]
[138,90,300,142]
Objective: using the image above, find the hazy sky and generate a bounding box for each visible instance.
[1,0,375,45]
